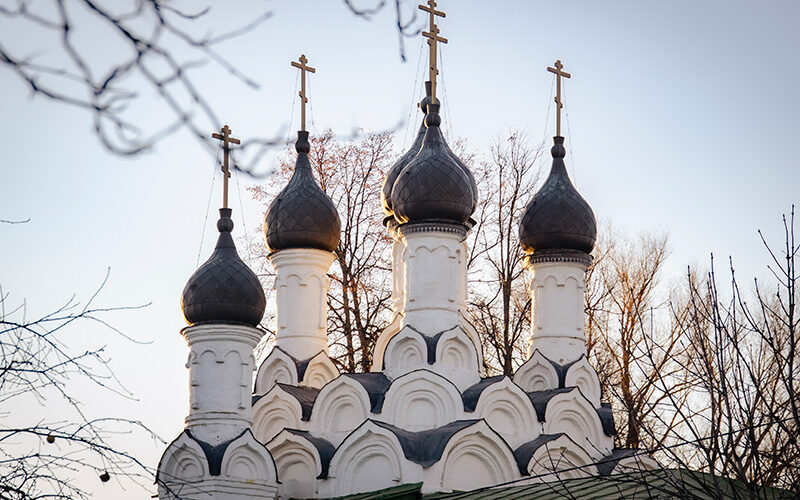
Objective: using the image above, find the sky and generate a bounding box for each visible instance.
[1,0,799,497]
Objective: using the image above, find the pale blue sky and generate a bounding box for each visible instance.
[1,0,799,496]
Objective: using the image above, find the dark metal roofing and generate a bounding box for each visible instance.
[185,428,247,476]
[276,383,320,421]
[371,419,480,468]
[265,131,341,252]
[391,103,476,225]
[597,402,616,437]
[512,433,564,475]
[461,376,506,412]
[181,208,266,327]
[595,448,639,476]
[343,372,392,412]
[526,387,575,421]
[519,136,597,254]
[382,82,432,216]
[284,429,336,479]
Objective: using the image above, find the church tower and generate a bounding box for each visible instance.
[157,126,279,499]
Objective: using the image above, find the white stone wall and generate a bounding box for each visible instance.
[269,248,336,361]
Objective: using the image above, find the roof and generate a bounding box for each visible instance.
[317,469,794,500]
[284,429,336,479]
[371,419,480,468]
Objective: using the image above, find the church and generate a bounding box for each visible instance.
[155,3,657,498]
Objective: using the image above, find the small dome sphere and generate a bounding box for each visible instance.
[381,82,433,216]
[265,131,341,252]
[182,209,266,326]
[519,137,597,254]
[391,104,476,225]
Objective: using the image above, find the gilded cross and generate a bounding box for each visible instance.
[547,60,571,137]
[291,54,316,131]
[419,0,447,105]
[211,124,240,209]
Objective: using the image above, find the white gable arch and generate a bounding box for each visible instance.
[514,350,559,393]
[267,430,323,498]
[309,376,371,445]
[526,434,595,481]
[380,370,463,431]
[473,378,540,449]
[254,348,298,394]
[252,386,304,444]
[220,430,277,483]
[431,420,520,493]
[434,328,481,390]
[564,356,602,408]
[325,421,422,497]
[543,389,612,458]
[302,352,339,389]
[383,327,428,378]
[157,431,209,485]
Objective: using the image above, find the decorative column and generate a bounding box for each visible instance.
[399,222,467,334]
[183,323,264,443]
[526,250,591,364]
[269,248,336,360]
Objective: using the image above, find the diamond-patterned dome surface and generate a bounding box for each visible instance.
[182,209,267,326]
[381,82,434,216]
[519,137,597,254]
[391,104,476,225]
[265,131,341,252]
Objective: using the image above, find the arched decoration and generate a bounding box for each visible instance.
[473,378,540,449]
[309,376,371,445]
[220,430,278,484]
[382,326,427,378]
[371,312,405,372]
[433,328,481,390]
[302,352,339,389]
[380,370,463,431]
[563,356,602,408]
[432,420,520,493]
[525,433,595,481]
[458,314,486,376]
[254,347,299,394]
[157,431,209,485]
[514,350,559,393]
[252,385,304,444]
[325,421,422,498]
[267,430,326,498]
[543,388,612,458]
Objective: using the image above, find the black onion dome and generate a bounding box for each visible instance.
[182,208,267,327]
[519,136,597,254]
[264,131,341,252]
[391,103,475,225]
[381,82,434,216]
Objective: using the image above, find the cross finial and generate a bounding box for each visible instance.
[291,54,316,132]
[419,0,447,105]
[211,124,241,209]
[547,60,571,137]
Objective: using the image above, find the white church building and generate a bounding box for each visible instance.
[155,10,656,496]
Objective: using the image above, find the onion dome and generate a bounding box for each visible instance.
[264,131,341,252]
[519,136,597,254]
[391,103,476,225]
[182,208,267,327]
[381,82,434,216]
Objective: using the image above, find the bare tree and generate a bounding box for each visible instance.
[467,132,543,375]
[585,230,692,450]
[0,270,167,499]
[248,131,395,372]
[641,208,800,494]
[0,0,421,171]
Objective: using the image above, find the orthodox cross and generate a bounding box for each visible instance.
[547,60,571,137]
[419,0,447,104]
[291,54,316,131]
[211,124,240,209]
